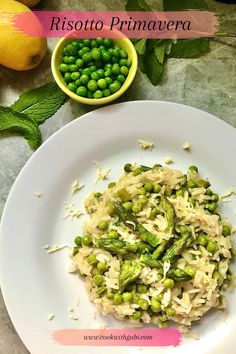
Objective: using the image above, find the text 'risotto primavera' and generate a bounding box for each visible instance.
[71,163,235,331]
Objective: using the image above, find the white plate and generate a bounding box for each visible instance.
[1,101,236,354]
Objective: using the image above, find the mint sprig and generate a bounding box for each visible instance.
[0,107,41,150]
[0,83,66,150]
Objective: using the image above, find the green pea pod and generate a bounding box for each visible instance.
[167,268,192,281]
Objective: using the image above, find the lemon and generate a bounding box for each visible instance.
[0,0,47,71]
[17,0,41,7]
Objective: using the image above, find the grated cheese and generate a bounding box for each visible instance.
[48,313,55,321]
[182,142,191,151]
[71,180,84,195]
[34,192,42,198]
[138,139,154,151]
[64,203,83,220]
[43,245,49,250]
[93,161,111,184]
[46,245,68,254]
[164,156,174,164]
[69,314,79,321]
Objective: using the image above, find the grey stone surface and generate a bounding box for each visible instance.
[0,0,236,353]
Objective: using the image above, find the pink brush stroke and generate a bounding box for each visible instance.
[52,328,181,346]
[13,11,218,38]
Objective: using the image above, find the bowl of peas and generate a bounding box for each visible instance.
[51,32,138,105]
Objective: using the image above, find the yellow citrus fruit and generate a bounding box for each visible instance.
[0,0,47,71]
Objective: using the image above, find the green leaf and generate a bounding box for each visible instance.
[11,82,66,125]
[144,51,164,85]
[154,45,166,65]
[125,0,152,12]
[163,0,208,11]
[135,39,147,55]
[0,107,41,150]
[168,38,210,58]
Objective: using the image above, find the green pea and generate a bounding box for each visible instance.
[108,182,116,188]
[97,78,107,89]
[96,37,104,45]
[60,63,69,73]
[97,262,108,273]
[205,189,213,196]
[165,307,176,317]
[82,235,92,246]
[150,299,162,313]
[139,195,148,205]
[123,201,133,211]
[132,203,142,214]
[155,293,164,302]
[153,163,162,169]
[64,72,72,84]
[132,293,140,304]
[76,86,87,97]
[153,184,161,193]
[91,48,102,61]
[107,230,119,239]
[150,207,160,219]
[207,241,219,254]
[105,63,112,70]
[222,225,231,236]
[91,71,100,81]
[94,90,103,99]
[65,43,77,56]
[187,180,198,189]
[139,299,149,310]
[94,192,102,198]
[138,187,146,195]
[68,83,77,93]
[105,77,113,85]
[212,193,219,202]
[102,50,111,62]
[124,163,132,172]
[102,88,111,97]
[79,46,90,57]
[110,81,121,93]
[159,314,168,322]
[83,39,91,47]
[93,274,104,286]
[176,189,185,197]
[74,236,82,246]
[184,265,196,277]
[104,38,113,48]
[188,165,198,173]
[119,59,127,66]
[82,68,91,76]
[120,66,129,76]
[137,284,148,294]
[197,234,208,246]
[144,182,154,192]
[163,278,175,289]
[113,48,120,58]
[89,65,97,73]
[87,80,98,92]
[160,321,169,328]
[69,64,78,72]
[91,39,97,48]
[106,292,114,300]
[67,56,76,64]
[98,220,109,230]
[120,49,128,59]
[80,74,90,85]
[131,311,142,320]
[114,293,123,305]
[96,69,105,78]
[76,58,84,68]
[188,197,196,207]
[96,286,106,295]
[213,271,221,281]
[87,253,98,265]
[104,69,112,77]
[71,72,80,81]
[63,56,70,64]
[112,64,120,76]
[123,292,133,302]
[207,202,217,213]
[116,74,125,84]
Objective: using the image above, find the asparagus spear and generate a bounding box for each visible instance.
[152,240,169,259]
[97,238,127,255]
[113,202,159,247]
[160,196,176,232]
[162,232,190,262]
[119,262,142,291]
[140,254,163,268]
[188,170,210,188]
[167,268,192,281]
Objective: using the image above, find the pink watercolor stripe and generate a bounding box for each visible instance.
[11,11,218,38]
[52,328,181,346]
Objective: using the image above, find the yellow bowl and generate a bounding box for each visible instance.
[51,31,138,105]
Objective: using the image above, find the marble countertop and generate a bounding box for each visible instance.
[0,0,236,353]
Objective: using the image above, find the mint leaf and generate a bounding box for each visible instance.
[163,0,208,11]
[125,0,152,12]
[168,38,210,58]
[11,82,66,125]
[154,45,166,65]
[144,51,164,85]
[0,107,41,149]
[135,39,147,55]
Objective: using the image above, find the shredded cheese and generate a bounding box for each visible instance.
[34,192,42,198]
[64,203,83,220]
[93,161,111,184]
[69,315,79,321]
[71,180,84,195]
[48,313,55,321]
[138,139,154,151]
[182,142,191,151]
[46,245,68,254]
[164,156,174,164]
[220,188,236,201]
